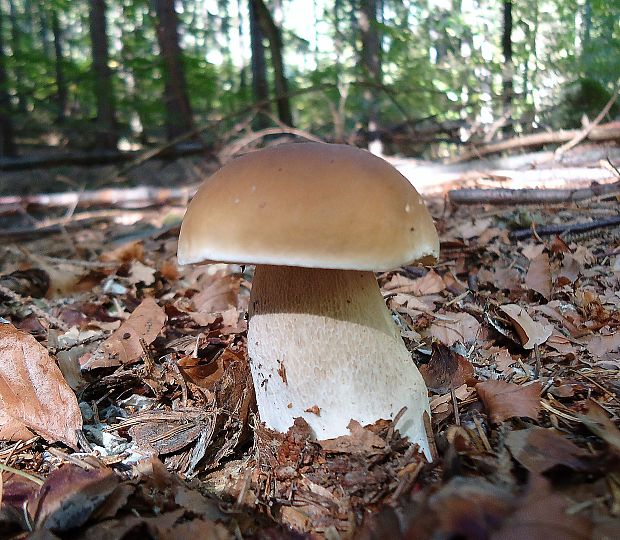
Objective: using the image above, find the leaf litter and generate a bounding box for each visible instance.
[0,180,620,538]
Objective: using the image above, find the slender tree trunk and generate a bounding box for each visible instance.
[248,0,270,128]
[501,1,513,135]
[358,0,382,153]
[89,0,118,150]
[38,2,51,60]
[152,0,194,141]
[7,0,26,114]
[51,10,67,123]
[0,4,17,157]
[252,0,293,127]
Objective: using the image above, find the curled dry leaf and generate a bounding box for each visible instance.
[505,427,590,474]
[0,323,82,448]
[499,304,553,349]
[420,342,476,393]
[476,380,541,424]
[84,297,167,369]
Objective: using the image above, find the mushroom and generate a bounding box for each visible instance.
[178,142,439,459]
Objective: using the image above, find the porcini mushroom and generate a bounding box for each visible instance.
[178,142,439,459]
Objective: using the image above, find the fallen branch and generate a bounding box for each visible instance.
[0,185,198,210]
[449,180,620,205]
[555,90,619,157]
[0,142,209,172]
[450,122,620,163]
[510,215,620,240]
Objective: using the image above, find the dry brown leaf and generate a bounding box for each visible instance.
[427,312,481,346]
[0,323,82,448]
[476,380,541,424]
[384,271,445,295]
[410,270,446,295]
[558,254,582,285]
[88,297,166,368]
[494,348,515,373]
[128,260,156,286]
[499,304,553,349]
[192,273,240,313]
[34,464,119,531]
[522,243,546,261]
[99,240,144,263]
[420,342,476,393]
[491,476,592,540]
[318,420,387,455]
[585,331,620,359]
[505,427,590,473]
[525,253,552,299]
[574,398,620,453]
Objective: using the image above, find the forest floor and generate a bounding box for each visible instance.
[0,141,619,539]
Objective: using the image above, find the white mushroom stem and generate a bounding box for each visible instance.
[248,265,432,460]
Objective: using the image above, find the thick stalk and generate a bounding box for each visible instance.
[248,265,431,459]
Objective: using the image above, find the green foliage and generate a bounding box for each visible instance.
[0,0,618,150]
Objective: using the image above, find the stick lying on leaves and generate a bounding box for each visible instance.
[449,180,620,205]
[510,216,620,240]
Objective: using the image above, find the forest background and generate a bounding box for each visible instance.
[0,0,618,169]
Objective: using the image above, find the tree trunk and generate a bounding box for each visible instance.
[51,10,67,124]
[252,0,294,127]
[358,0,382,153]
[248,0,270,129]
[89,0,118,150]
[152,0,195,141]
[0,4,17,157]
[7,0,26,114]
[501,1,513,135]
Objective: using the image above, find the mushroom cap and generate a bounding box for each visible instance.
[178,142,439,271]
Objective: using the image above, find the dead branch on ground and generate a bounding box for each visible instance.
[449,180,620,205]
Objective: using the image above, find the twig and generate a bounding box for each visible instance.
[510,215,620,240]
[0,463,44,486]
[0,284,69,331]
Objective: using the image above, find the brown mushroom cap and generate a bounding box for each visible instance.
[178,142,439,271]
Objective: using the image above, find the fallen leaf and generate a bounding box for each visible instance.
[522,243,546,260]
[499,304,553,349]
[420,342,475,393]
[492,476,592,540]
[100,240,144,263]
[505,427,590,473]
[558,254,582,285]
[34,465,119,531]
[192,273,240,313]
[0,323,82,448]
[456,217,493,240]
[494,348,515,373]
[128,260,156,286]
[87,297,166,368]
[573,398,620,453]
[427,312,481,346]
[585,332,620,359]
[384,270,445,295]
[318,420,386,455]
[476,380,541,424]
[525,253,552,299]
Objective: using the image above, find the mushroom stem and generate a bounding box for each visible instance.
[248,265,432,460]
